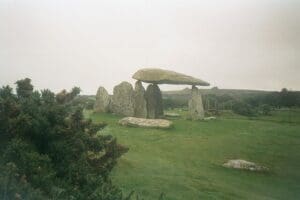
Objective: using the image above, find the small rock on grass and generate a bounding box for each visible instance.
[223,159,268,172]
[204,116,217,121]
[165,112,180,117]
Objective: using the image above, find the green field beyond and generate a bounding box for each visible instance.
[86,110,300,200]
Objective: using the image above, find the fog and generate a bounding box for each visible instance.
[1,0,299,94]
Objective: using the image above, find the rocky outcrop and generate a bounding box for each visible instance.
[223,159,269,171]
[94,86,110,113]
[119,117,173,129]
[133,68,210,86]
[188,86,204,120]
[111,81,134,116]
[133,81,147,118]
[145,84,164,119]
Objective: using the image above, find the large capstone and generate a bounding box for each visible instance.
[188,86,204,120]
[111,81,135,116]
[133,81,147,118]
[133,68,210,86]
[145,84,164,119]
[94,86,110,113]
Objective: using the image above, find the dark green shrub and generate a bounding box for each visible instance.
[232,101,256,116]
[0,78,128,199]
[259,104,272,115]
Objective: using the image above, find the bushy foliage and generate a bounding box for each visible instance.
[232,101,256,117]
[72,95,96,110]
[163,98,187,109]
[259,104,272,115]
[0,78,129,199]
[163,87,300,116]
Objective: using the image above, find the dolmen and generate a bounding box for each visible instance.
[132,68,209,120]
[94,68,210,121]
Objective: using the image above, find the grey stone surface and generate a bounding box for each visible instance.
[164,112,180,117]
[133,81,147,118]
[94,86,110,113]
[108,95,113,112]
[204,117,217,121]
[119,117,172,129]
[223,159,268,171]
[145,84,164,119]
[204,116,217,121]
[133,68,210,86]
[111,81,135,116]
[188,86,204,120]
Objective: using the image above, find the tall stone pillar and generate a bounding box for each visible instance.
[133,81,147,118]
[145,84,164,119]
[94,86,111,113]
[111,81,135,116]
[188,85,204,120]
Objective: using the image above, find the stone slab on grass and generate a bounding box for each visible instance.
[165,112,180,117]
[204,116,217,121]
[119,117,173,129]
[223,159,268,172]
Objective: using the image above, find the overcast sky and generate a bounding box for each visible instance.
[1,0,299,94]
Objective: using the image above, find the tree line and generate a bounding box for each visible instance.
[163,88,300,116]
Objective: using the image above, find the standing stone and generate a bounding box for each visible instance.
[94,86,110,113]
[134,81,147,118]
[188,86,204,120]
[108,94,114,113]
[111,81,135,116]
[145,84,164,119]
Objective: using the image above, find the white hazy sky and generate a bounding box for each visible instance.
[1,0,299,94]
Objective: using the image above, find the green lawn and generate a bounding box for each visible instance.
[86,110,300,200]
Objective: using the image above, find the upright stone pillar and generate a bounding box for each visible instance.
[94,86,111,113]
[133,81,147,118]
[111,81,135,116]
[188,85,204,120]
[145,84,164,119]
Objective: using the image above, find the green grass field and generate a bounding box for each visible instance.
[85,110,300,200]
